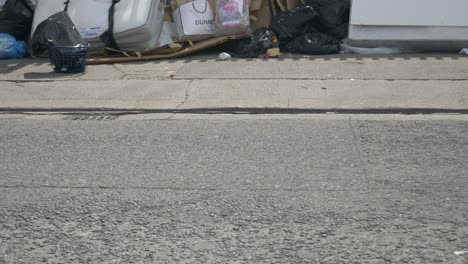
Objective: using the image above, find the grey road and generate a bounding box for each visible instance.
[0,115,467,263]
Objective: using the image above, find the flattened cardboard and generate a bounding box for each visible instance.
[286,0,299,9]
[269,0,277,16]
[250,0,263,11]
[276,0,286,11]
[88,35,249,64]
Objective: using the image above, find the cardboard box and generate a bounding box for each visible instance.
[286,0,299,10]
[250,0,272,30]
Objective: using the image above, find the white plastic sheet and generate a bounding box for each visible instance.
[341,43,403,55]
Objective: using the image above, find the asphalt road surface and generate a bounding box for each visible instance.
[0,115,467,264]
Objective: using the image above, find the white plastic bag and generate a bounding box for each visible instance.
[173,0,216,41]
[341,43,403,55]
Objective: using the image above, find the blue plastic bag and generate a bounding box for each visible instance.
[0,33,28,59]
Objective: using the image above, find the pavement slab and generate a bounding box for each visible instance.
[182,79,468,110]
[1,54,468,82]
[0,80,190,110]
[0,59,124,82]
[0,79,467,111]
[174,54,468,80]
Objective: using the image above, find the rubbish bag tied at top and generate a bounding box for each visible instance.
[305,0,350,39]
[0,33,28,59]
[32,11,84,56]
[0,0,35,40]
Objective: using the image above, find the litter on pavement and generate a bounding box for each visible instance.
[0,33,28,59]
[217,52,232,60]
[0,0,467,71]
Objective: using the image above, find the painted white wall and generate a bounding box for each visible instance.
[351,0,468,27]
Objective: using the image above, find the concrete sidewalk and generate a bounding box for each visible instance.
[1,54,467,112]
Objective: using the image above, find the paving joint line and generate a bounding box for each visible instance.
[1,108,468,115]
[1,78,468,83]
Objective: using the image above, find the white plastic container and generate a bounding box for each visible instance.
[349,0,468,51]
[32,0,165,52]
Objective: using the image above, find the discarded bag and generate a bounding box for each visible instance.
[0,0,35,40]
[215,0,251,36]
[306,0,350,39]
[0,33,28,59]
[32,11,84,56]
[327,23,348,40]
[158,7,179,47]
[173,0,216,41]
[306,0,350,27]
[3,0,34,22]
[270,6,320,41]
[32,0,165,53]
[226,27,277,58]
[286,32,340,55]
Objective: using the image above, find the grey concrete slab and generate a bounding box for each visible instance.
[2,54,468,82]
[114,60,187,80]
[1,79,467,110]
[0,59,124,81]
[182,80,468,110]
[0,59,185,81]
[174,55,468,80]
[0,80,190,110]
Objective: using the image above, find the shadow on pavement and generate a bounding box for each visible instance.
[23,71,85,80]
[0,53,465,74]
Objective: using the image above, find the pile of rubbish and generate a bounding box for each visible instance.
[0,0,34,59]
[1,0,467,67]
[0,0,354,65]
[223,0,350,58]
